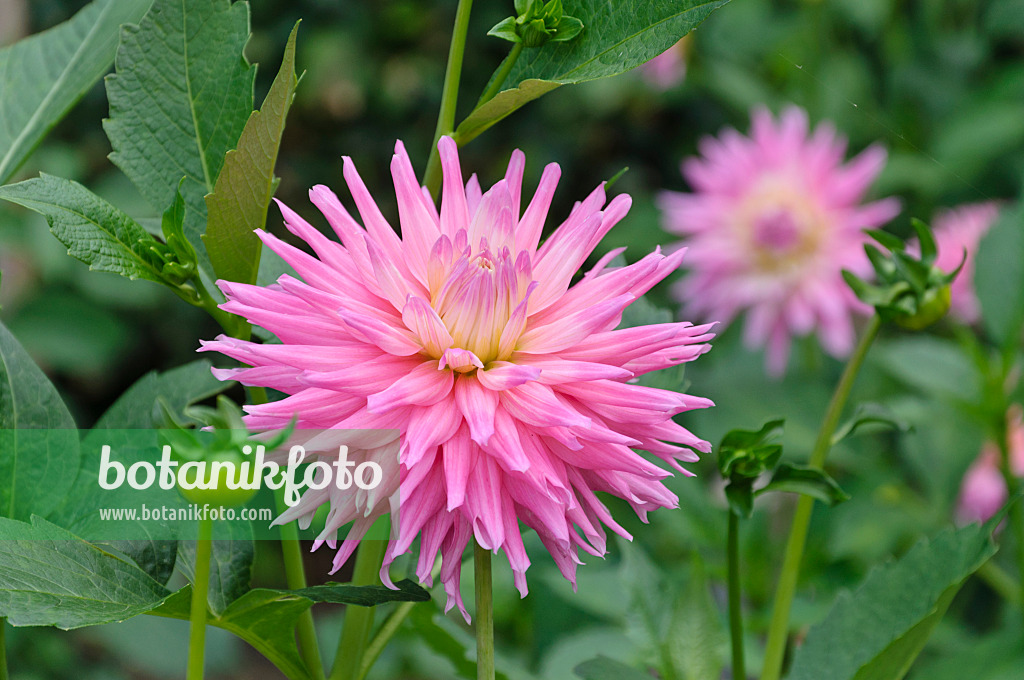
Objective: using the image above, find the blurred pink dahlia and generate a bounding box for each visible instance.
[659,106,900,374]
[957,405,1024,524]
[926,202,999,324]
[202,137,714,619]
[640,37,689,91]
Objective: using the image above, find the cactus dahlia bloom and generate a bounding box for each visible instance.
[659,106,900,375]
[202,137,714,619]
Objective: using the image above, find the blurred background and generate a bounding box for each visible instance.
[1,0,1023,678]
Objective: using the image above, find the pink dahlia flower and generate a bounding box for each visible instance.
[926,202,999,324]
[957,405,1024,524]
[659,106,900,375]
[202,137,714,619]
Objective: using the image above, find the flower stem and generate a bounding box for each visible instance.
[995,415,1024,628]
[423,0,474,199]
[977,560,1022,605]
[186,516,215,680]
[356,601,417,680]
[475,542,495,680]
[0,618,8,680]
[760,314,881,680]
[192,276,247,339]
[727,512,746,680]
[330,539,388,680]
[276,488,327,680]
[476,42,523,107]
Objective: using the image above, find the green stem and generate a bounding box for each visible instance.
[995,414,1024,626]
[0,618,8,680]
[977,560,1022,606]
[476,42,523,107]
[276,489,327,680]
[193,276,247,339]
[356,601,417,680]
[475,542,495,680]
[760,314,881,680]
[187,516,215,680]
[330,539,388,680]
[728,512,746,680]
[423,0,475,199]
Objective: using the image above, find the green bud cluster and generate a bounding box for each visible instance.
[488,0,584,48]
[843,219,961,331]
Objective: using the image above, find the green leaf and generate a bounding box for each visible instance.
[0,174,163,283]
[975,198,1024,348]
[0,320,80,521]
[292,579,431,607]
[574,656,654,680]
[0,0,154,184]
[104,0,256,270]
[756,463,850,507]
[665,556,726,680]
[454,78,561,145]
[787,523,998,680]
[0,516,171,629]
[91,359,227,430]
[831,403,910,446]
[203,22,301,286]
[152,587,313,680]
[153,580,431,680]
[488,16,521,43]
[457,0,728,142]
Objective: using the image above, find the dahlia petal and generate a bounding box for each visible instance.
[439,136,471,239]
[366,361,455,413]
[402,295,454,357]
[454,376,498,446]
[518,162,560,254]
[477,361,542,391]
[518,294,634,354]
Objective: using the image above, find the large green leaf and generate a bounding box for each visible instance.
[51,362,226,585]
[0,174,163,283]
[574,656,654,680]
[455,0,729,143]
[0,516,171,629]
[152,580,430,680]
[0,0,153,184]
[975,197,1024,348]
[104,0,255,268]
[787,523,998,680]
[665,557,727,680]
[0,320,79,521]
[203,22,300,285]
[92,359,227,430]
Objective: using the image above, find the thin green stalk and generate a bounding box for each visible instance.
[476,42,523,107]
[356,601,417,680]
[187,516,215,680]
[423,0,475,198]
[761,315,882,680]
[276,489,327,680]
[193,276,247,338]
[0,618,8,680]
[728,512,746,680]
[475,542,495,680]
[977,560,1022,606]
[330,539,388,680]
[995,418,1024,628]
